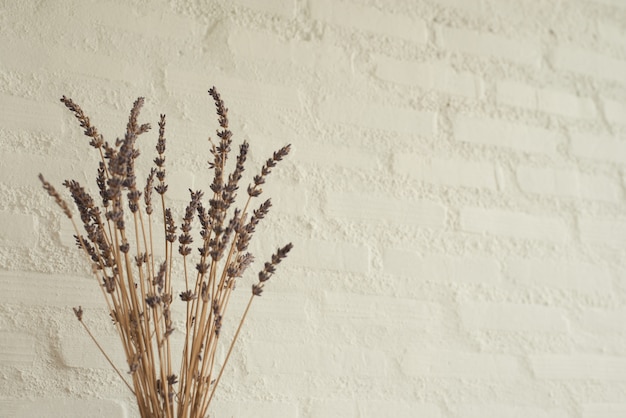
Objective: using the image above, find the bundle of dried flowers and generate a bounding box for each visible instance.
[39,88,293,417]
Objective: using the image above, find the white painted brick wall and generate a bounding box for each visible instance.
[375,57,485,99]
[227,27,352,78]
[0,331,36,367]
[383,251,501,284]
[310,0,429,43]
[530,354,626,381]
[289,239,370,273]
[583,403,626,418]
[496,81,597,120]
[579,307,626,335]
[570,132,626,163]
[516,165,620,202]
[553,46,626,84]
[2,0,626,417]
[318,96,438,135]
[604,98,626,126]
[393,154,499,190]
[365,402,441,418]
[459,302,569,333]
[437,26,543,68]
[459,405,569,418]
[508,258,612,294]
[460,207,568,242]
[326,192,447,228]
[454,115,561,154]
[0,212,38,248]
[404,350,521,379]
[598,20,626,48]
[579,217,626,248]
[0,399,129,418]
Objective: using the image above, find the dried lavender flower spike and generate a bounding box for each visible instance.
[39,174,73,218]
[247,144,291,197]
[256,243,294,287]
[73,306,84,321]
[154,114,168,195]
[144,168,155,215]
[126,97,150,136]
[60,96,104,148]
[208,86,229,129]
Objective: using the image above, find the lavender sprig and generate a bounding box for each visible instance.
[41,88,294,418]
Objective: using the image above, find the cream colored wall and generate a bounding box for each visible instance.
[1,0,626,417]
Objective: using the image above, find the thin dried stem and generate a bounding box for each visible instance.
[73,307,135,394]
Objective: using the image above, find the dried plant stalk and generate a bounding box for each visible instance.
[40,88,293,418]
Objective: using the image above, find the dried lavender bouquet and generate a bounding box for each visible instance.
[39,88,292,417]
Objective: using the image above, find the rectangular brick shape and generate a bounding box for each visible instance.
[326,192,446,229]
[308,399,358,417]
[321,292,441,329]
[312,294,440,349]
[459,302,568,333]
[438,26,541,68]
[588,0,626,8]
[245,340,387,377]
[319,97,438,135]
[228,26,350,72]
[288,239,370,273]
[74,1,205,40]
[570,132,626,163]
[59,333,127,370]
[365,401,441,418]
[0,399,127,418]
[296,141,378,171]
[0,331,36,366]
[383,250,501,284]
[583,404,626,418]
[0,211,37,248]
[460,207,567,242]
[310,0,428,43]
[579,308,626,335]
[537,88,597,119]
[579,217,626,248]
[497,81,597,120]
[454,115,560,154]
[0,35,146,85]
[404,349,521,379]
[0,94,63,133]
[460,405,569,418]
[1,271,104,308]
[375,57,484,98]
[231,0,296,17]
[554,46,626,84]
[393,154,498,190]
[516,165,619,202]
[508,258,612,294]
[496,80,536,109]
[531,354,626,380]
[210,401,299,417]
[1,152,89,189]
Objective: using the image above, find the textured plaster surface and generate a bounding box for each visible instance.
[1,0,626,417]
